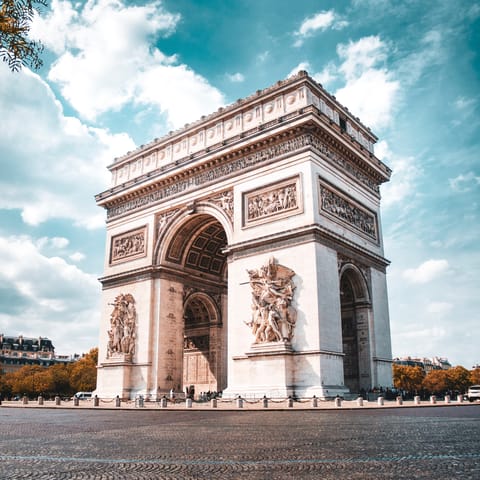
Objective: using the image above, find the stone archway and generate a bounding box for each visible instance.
[340,265,372,394]
[158,212,228,397]
[183,292,222,395]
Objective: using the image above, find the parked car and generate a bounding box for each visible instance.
[466,385,480,402]
[74,392,93,400]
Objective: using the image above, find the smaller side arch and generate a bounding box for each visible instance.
[339,263,371,305]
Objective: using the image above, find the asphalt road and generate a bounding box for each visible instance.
[1,405,479,479]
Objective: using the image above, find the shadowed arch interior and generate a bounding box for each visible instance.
[165,214,227,277]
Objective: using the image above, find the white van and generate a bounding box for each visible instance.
[467,385,480,402]
[74,392,93,400]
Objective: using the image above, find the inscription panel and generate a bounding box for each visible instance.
[110,226,147,265]
[243,176,302,228]
[319,180,378,242]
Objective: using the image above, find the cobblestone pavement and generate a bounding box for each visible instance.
[0,404,479,479]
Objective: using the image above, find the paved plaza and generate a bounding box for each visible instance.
[0,403,479,479]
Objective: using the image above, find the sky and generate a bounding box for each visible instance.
[0,0,479,368]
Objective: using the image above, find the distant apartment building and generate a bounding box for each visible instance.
[0,334,73,374]
[393,356,452,374]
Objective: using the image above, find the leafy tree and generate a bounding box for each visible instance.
[392,365,424,396]
[446,366,471,393]
[47,363,74,398]
[9,365,51,397]
[70,348,98,393]
[0,0,47,71]
[470,368,480,385]
[422,369,448,395]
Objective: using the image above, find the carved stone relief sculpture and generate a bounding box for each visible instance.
[209,190,233,222]
[110,227,146,264]
[319,182,377,241]
[245,257,297,344]
[107,293,137,360]
[244,176,302,227]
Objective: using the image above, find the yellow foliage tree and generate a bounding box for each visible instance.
[392,365,424,395]
[0,0,47,71]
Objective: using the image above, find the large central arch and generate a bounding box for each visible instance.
[156,210,229,396]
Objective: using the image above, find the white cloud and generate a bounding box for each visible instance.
[0,235,100,353]
[31,0,224,129]
[287,62,310,78]
[377,141,422,208]
[69,252,86,262]
[426,302,453,315]
[312,63,337,86]
[334,36,399,130]
[227,72,245,83]
[0,64,135,228]
[449,172,480,192]
[294,10,347,47]
[403,259,449,284]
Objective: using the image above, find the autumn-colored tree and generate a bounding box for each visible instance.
[422,369,449,395]
[470,368,480,385]
[47,363,74,398]
[446,366,471,393]
[392,365,424,395]
[0,0,47,71]
[69,348,98,393]
[8,365,51,397]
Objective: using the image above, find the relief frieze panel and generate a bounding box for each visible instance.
[110,226,147,265]
[208,190,233,222]
[106,132,379,220]
[319,181,378,242]
[243,176,302,227]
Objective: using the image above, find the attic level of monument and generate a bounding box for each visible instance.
[110,71,377,169]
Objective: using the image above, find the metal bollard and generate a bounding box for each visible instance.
[414,395,421,405]
[263,396,268,408]
[430,395,436,404]
[38,396,44,406]
[396,396,403,406]
[94,395,99,407]
[211,398,217,408]
[287,396,294,408]
[115,396,121,407]
[160,397,167,408]
[334,396,342,408]
[311,396,318,408]
[138,395,144,408]
[457,394,464,403]
[73,396,79,406]
[444,395,451,404]
[22,396,28,405]
[186,398,193,408]
[236,397,243,409]
[357,397,364,407]
[377,396,384,406]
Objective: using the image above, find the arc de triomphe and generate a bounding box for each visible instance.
[95,71,393,400]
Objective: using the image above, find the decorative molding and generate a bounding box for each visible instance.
[110,226,147,265]
[243,176,302,228]
[104,131,380,220]
[319,180,378,242]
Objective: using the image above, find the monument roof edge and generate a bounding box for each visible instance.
[108,71,377,171]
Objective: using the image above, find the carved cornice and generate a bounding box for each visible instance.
[225,223,390,272]
[100,123,387,222]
